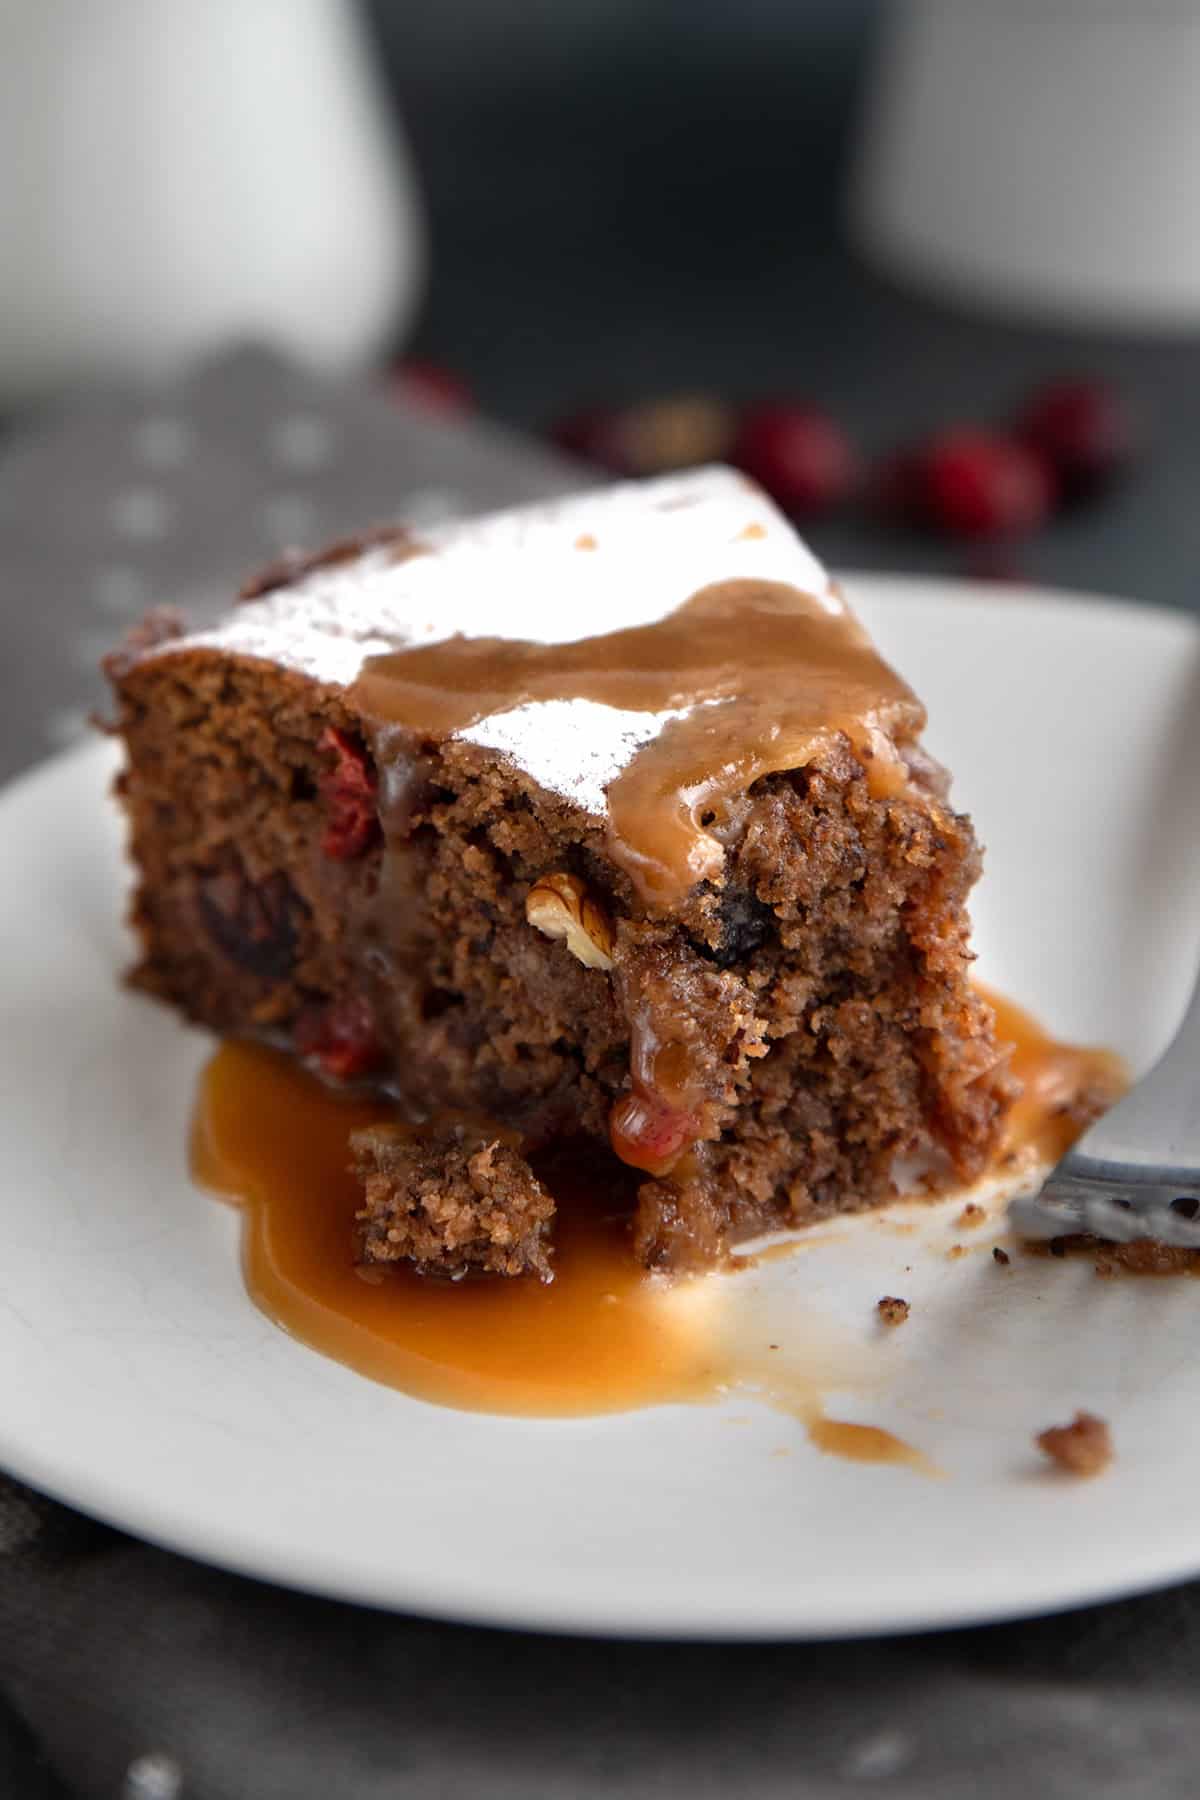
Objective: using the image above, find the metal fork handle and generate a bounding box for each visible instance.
[1011,1179,1200,1245]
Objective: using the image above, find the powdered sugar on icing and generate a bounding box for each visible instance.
[152,466,838,816]
[463,697,729,818]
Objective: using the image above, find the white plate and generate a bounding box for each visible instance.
[3,576,1200,1640]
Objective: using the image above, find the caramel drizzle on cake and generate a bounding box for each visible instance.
[352,577,921,907]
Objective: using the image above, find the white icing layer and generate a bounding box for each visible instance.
[151,466,838,817]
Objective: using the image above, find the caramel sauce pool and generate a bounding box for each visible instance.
[191,997,1121,1431]
[192,1042,723,1417]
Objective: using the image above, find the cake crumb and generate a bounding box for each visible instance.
[958,1202,987,1228]
[1036,1410,1113,1478]
[877,1295,910,1326]
[353,1122,554,1280]
[947,1243,967,1260]
[993,1246,1011,1266]
[1099,1239,1200,1276]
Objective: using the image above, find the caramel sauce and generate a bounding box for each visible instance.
[807,1417,939,1475]
[190,992,1123,1439]
[192,1041,723,1417]
[351,579,921,906]
[981,986,1127,1164]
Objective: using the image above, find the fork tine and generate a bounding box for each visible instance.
[1011,1162,1200,1247]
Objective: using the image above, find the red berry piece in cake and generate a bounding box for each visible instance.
[318,728,380,861]
[1016,378,1135,502]
[609,1087,699,1178]
[294,995,384,1081]
[921,431,1056,539]
[732,405,859,516]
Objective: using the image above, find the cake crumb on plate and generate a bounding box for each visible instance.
[1036,1410,1113,1478]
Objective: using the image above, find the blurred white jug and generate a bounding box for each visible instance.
[850,0,1200,331]
[0,0,425,405]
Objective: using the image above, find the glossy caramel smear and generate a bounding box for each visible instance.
[192,997,1122,1427]
[983,987,1127,1165]
[351,579,922,905]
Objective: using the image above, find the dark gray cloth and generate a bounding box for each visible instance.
[3,347,1200,1800]
[6,1469,1200,1800]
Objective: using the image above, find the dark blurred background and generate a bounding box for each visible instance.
[363,0,1198,605]
[5,0,1199,604]
[370,0,876,422]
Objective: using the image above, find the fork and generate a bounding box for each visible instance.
[1010,967,1200,1246]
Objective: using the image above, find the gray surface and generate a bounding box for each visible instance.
[0,347,578,783]
[3,349,1200,1799]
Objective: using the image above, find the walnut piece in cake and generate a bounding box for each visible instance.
[1036,1410,1113,1478]
[877,1295,910,1326]
[353,1124,554,1281]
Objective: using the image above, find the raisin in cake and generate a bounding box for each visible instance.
[105,466,1014,1270]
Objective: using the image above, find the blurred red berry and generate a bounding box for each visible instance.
[393,360,474,415]
[733,405,859,515]
[295,996,384,1082]
[1016,378,1135,501]
[920,431,1055,539]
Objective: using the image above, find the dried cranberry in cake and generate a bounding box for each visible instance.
[609,1088,699,1177]
[318,727,380,861]
[196,858,304,982]
[608,933,767,1177]
[294,995,384,1081]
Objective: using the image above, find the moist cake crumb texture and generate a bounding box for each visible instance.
[353,1124,554,1281]
[1036,1411,1114,1478]
[104,466,1015,1276]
